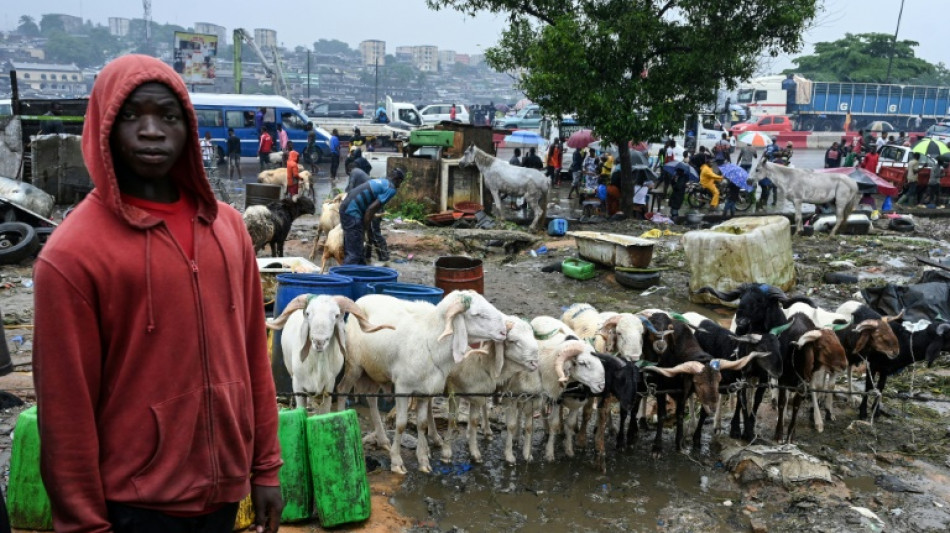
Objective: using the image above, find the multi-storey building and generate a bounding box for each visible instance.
[359,40,386,67]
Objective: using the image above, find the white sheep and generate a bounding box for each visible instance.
[258,167,312,198]
[320,224,344,273]
[436,316,539,464]
[337,290,509,474]
[783,302,850,327]
[501,317,605,464]
[265,294,394,413]
[309,193,345,261]
[561,303,646,361]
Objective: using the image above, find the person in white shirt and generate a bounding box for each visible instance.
[875,134,886,151]
[200,131,215,167]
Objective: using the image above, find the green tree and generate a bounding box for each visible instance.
[17,15,40,37]
[428,0,818,207]
[788,33,938,83]
[39,14,66,36]
[44,31,104,67]
[312,39,354,56]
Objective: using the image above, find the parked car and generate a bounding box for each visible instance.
[729,114,794,136]
[307,101,364,119]
[925,122,950,144]
[495,104,544,130]
[419,103,470,124]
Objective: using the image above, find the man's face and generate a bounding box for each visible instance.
[111,82,187,182]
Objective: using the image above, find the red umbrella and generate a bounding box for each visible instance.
[566,129,598,149]
[815,167,898,196]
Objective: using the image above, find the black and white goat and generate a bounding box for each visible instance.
[243,195,316,257]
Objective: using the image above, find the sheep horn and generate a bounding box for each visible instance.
[555,340,587,384]
[731,333,763,344]
[642,360,705,378]
[265,294,311,330]
[717,351,770,371]
[463,347,491,358]
[854,319,880,333]
[695,286,741,302]
[333,296,394,333]
[793,330,823,347]
[882,309,905,323]
[937,323,950,336]
[638,315,659,334]
[438,297,470,342]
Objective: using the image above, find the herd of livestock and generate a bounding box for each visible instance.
[263,283,944,475]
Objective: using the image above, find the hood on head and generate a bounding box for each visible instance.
[83,54,217,228]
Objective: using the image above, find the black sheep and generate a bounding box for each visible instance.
[243,195,316,257]
[848,305,950,419]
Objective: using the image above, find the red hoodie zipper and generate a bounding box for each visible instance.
[189,219,220,506]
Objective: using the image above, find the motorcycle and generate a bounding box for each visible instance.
[685,179,755,211]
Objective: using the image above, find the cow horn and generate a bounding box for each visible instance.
[883,309,905,323]
[555,340,587,384]
[793,330,823,347]
[266,294,311,330]
[718,351,770,371]
[642,360,705,377]
[333,296,394,333]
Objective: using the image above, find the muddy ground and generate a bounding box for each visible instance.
[2,199,950,532]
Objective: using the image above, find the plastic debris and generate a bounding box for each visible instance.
[21,279,33,288]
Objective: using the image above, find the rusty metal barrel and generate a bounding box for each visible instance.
[434,256,484,296]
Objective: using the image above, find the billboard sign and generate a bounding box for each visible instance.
[173,31,218,85]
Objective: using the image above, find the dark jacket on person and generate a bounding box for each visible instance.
[522,152,544,170]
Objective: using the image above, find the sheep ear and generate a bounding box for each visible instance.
[492,340,505,380]
[335,315,347,360]
[451,313,469,363]
[297,313,312,363]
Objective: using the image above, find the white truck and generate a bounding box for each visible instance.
[309,96,423,147]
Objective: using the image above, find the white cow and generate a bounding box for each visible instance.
[460,144,549,231]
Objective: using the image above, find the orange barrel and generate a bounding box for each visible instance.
[434,256,484,296]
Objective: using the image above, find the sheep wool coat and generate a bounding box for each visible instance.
[32,54,282,532]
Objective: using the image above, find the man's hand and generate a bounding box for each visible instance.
[251,484,284,533]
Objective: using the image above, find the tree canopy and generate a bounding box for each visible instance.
[787,33,948,85]
[313,39,355,57]
[427,0,818,148]
[16,15,40,37]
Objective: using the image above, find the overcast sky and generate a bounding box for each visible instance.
[5,1,946,74]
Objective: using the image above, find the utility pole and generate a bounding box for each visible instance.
[307,50,311,99]
[374,58,379,111]
[885,0,906,84]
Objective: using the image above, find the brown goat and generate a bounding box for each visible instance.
[775,314,849,443]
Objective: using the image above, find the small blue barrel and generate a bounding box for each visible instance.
[328,265,399,300]
[275,273,354,316]
[367,282,445,305]
[273,273,354,395]
[548,218,568,236]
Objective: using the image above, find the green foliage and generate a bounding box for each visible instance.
[39,14,65,36]
[428,0,818,152]
[17,15,39,37]
[387,198,431,221]
[313,39,355,56]
[42,24,121,68]
[788,33,943,83]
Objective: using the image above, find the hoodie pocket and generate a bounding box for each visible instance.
[132,388,209,502]
[212,381,253,482]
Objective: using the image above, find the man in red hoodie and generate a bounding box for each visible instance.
[33,55,283,532]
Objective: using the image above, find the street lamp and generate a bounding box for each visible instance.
[885,0,906,84]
